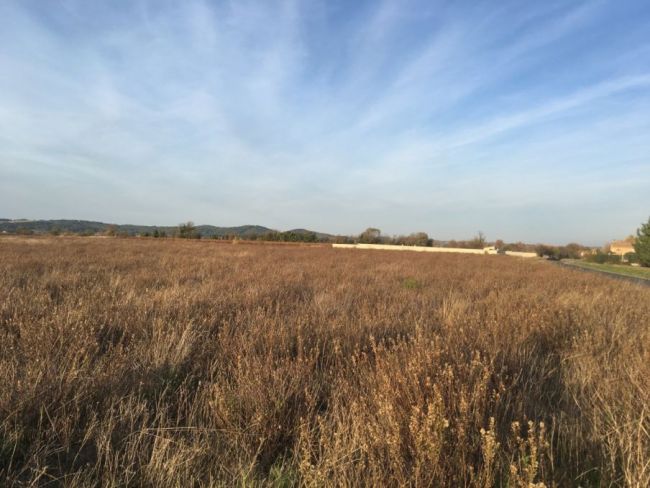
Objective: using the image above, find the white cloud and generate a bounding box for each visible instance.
[0,0,649,242]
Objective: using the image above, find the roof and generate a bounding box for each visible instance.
[611,240,634,248]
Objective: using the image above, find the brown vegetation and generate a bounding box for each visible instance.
[1,237,648,486]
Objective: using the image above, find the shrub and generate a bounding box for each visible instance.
[401,277,421,289]
[585,252,622,264]
[15,227,34,235]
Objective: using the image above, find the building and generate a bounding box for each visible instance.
[609,239,635,257]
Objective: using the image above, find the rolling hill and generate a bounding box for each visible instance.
[0,219,331,239]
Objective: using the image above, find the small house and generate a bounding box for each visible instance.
[609,239,635,257]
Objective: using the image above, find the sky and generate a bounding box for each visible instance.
[1,0,649,245]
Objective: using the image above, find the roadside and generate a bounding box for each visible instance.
[557,259,650,286]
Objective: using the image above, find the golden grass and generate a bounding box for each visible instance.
[1,237,648,486]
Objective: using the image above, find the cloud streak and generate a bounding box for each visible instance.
[1,0,649,244]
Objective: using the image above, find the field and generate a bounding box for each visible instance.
[1,237,649,486]
[562,260,650,281]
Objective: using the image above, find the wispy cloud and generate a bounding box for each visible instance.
[1,0,649,243]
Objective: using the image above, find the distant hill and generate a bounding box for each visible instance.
[0,219,331,239]
[197,224,275,237]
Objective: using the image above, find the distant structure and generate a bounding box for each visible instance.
[333,243,497,254]
[332,243,537,258]
[609,239,635,257]
[504,250,538,258]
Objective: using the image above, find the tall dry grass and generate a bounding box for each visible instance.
[0,237,648,486]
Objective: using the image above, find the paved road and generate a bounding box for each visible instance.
[555,260,650,287]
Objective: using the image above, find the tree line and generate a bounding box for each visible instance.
[5,217,650,267]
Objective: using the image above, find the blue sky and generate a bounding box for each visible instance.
[1,0,649,244]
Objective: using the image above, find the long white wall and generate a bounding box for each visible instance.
[332,243,538,258]
[332,243,497,254]
[504,251,538,258]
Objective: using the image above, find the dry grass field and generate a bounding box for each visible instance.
[1,237,649,487]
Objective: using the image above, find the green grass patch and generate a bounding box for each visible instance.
[566,260,650,280]
[401,277,422,289]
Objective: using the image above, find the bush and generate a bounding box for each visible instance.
[537,244,586,260]
[584,252,622,264]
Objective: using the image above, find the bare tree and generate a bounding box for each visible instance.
[359,228,381,244]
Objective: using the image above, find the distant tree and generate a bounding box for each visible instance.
[395,232,431,246]
[153,229,160,238]
[535,243,585,260]
[468,231,487,249]
[359,228,381,244]
[536,245,558,260]
[408,232,429,246]
[105,225,118,237]
[178,221,199,239]
[263,231,280,241]
[634,217,650,267]
[502,241,536,252]
[495,239,504,250]
[563,243,584,260]
[584,251,622,264]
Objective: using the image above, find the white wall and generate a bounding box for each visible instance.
[332,243,498,255]
[503,251,538,258]
[332,244,539,258]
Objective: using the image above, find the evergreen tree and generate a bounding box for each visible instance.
[178,221,198,239]
[634,217,650,267]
